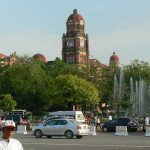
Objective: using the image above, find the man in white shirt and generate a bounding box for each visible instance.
[108,115,112,120]
[0,120,23,150]
[145,115,149,125]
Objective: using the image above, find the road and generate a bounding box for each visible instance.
[12,131,150,150]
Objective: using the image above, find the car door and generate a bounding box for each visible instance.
[42,120,58,135]
[54,120,68,135]
[108,118,118,131]
[118,118,128,126]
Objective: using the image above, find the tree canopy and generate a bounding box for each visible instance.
[0,62,53,115]
[0,94,17,112]
[49,74,99,111]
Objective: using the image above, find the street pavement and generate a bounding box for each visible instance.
[11,131,150,150]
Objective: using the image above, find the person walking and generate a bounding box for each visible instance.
[0,120,23,150]
[108,114,112,120]
[145,115,149,125]
[142,115,149,132]
[95,115,101,129]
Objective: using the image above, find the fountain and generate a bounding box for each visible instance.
[134,79,150,117]
[113,68,125,116]
[113,74,118,109]
[113,69,150,117]
[130,77,134,116]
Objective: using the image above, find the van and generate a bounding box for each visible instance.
[47,111,85,123]
[3,114,32,130]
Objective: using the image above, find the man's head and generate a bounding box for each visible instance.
[1,120,16,139]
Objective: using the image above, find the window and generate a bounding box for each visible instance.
[5,115,22,123]
[57,120,67,125]
[110,119,117,124]
[46,120,57,126]
[118,118,128,125]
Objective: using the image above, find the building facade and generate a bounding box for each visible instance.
[62,9,89,64]
[0,9,120,67]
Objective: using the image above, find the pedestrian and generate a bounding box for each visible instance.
[0,120,23,150]
[95,115,101,129]
[108,114,112,120]
[142,115,149,132]
[145,115,149,125]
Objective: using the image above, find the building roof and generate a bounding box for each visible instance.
[109,52,119,63]
[0,53,7,59]
[67,9,84,23]
[89,59,107,68]
[33,53,47,62]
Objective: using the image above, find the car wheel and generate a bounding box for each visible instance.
[65,130,73,139]
[34,129,42,138]
[76,135,83,139]
[47,136,52,138]
[103,127,108,132]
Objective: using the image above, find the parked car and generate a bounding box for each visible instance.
[32,118,89,139]
[2,114,32,130]
[102,117,140,132]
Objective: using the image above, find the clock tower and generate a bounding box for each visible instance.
[62,9,89,64]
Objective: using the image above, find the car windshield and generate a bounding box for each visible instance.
[5,115,20,122]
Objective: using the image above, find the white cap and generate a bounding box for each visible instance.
[1,120,16,128]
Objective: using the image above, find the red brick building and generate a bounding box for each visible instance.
[62,9,89,64]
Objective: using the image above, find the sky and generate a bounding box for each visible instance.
[0,0,150,65]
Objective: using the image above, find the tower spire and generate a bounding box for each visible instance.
[73,9,77,14]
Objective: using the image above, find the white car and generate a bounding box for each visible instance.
[32,118,89,139]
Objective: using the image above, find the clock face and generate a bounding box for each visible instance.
[80,39,84,48]
[67,40,74,48]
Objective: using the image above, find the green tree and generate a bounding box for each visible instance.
[0,61,53,115]
[0,58,9,76]
[99,65,120,107]
[119,60,150,116]
[50,74,99,111]
[124,59,150,83]
[0,94,17,112]
[48,58,79,79]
